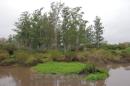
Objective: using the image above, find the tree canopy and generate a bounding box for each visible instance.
[14,2,104,51]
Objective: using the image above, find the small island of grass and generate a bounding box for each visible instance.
[32,62,88,74]
[32,62,109,81]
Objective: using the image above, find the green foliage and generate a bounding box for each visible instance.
[85,69,109,81]
[93,16,104,48]
[61,7,87,51]
[125,47,130,52]
[85,25,95,47]
[121,47,130,57]
[33,62,88,74]
[101,44,126,50]
[14,2,98,51]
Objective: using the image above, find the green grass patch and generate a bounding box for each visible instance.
[33,62,88,74]
[85,69,109,81]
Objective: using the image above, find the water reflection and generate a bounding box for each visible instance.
[105,66,130,86]
[30,74,97,86]
[0,76,17,86]
[29,75,105,86]
[0,66,105,86]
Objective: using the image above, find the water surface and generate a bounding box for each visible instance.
[0,64,130,86]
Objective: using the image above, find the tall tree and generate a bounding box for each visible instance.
[49,2,64,49]
[14,2,105,51]
[93,16,104,48]
[85,25,95,48]
[14,8,55,50]
[62,7,87,51]
[14,11,31,48]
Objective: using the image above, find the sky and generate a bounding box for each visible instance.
[0,0,130,44]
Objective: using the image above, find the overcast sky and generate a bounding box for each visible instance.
[0,0,130,44]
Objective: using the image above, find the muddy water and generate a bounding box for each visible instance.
[0,64,130,86]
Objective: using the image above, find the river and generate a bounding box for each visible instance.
[0,64,130,86]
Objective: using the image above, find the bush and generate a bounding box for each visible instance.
[124,47,130,52]
[64,51,77,61]
[121,47,130,57]
[47,50,64,61]
[76,51,90,61]
[0,49,9,61]
[85,69,109,81]
[86,49,121,62]
[15,50,38,65]
[33,53,52,63]
[101,44,122,50]
[0,58,16,65]
[3,43,17,55]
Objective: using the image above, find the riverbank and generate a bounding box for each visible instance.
[0,48,130,66]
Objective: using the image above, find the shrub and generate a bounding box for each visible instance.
[64,51,77,61]
[0,58,16,65]
[47,50,64,61]
[126,47,130,51]
[15,50,38,65]
[76,51,90,61]
[121,47,130,57]
[34,53,52,63]
[85,69,109,81]
[0,49,9,61]
[4,43,17,55]
[86,49,121,62]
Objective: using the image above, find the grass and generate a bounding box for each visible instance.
[33,62,88,74]
[85,69,109,81]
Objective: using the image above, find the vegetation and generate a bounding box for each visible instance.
[94,16,104,48]
[33,62,108,81]
[33,62,88,74]
[12,2,104,51]
[0,2,130,81]
[0,44,130,66]
[85,69,109,81]
[0,49,9,61]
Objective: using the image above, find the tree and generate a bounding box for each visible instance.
[93,16,104,48]
[14,2,105,51]
[14,11,31,48]
[49,2,64,49]
[30,8,54,49]
[61,7,87,51]
[14,8,55,50]
[85,25,95,48]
